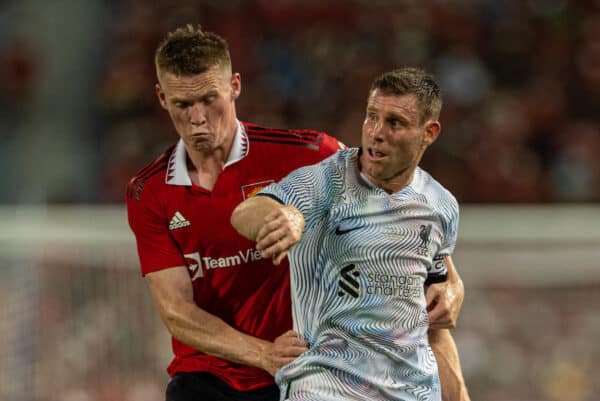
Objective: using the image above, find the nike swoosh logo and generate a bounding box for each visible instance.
[335,225,365,235]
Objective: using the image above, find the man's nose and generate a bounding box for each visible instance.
[189,103,206,125]
[369,119,384,141]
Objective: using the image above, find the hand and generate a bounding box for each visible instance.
[256,205,305,265]
[426,277,464,329]
[260,330,308,376]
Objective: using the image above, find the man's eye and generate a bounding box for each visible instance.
[175,102,189,109]
[389,119,402,128]
[367,113,377,122]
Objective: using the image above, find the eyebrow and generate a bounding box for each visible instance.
[386,113,409,123]
[368,106,409,123]
[171,90,219,103]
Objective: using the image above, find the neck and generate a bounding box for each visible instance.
[358,153,416,194]
[367,170,415,194]
[185,150,226,191]
[188,148,228,170]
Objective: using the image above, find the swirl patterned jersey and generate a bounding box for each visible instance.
[259,148,459,401]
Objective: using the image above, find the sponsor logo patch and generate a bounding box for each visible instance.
[184,248,265,281]
[169,211,191,230]
[338,264,360,298]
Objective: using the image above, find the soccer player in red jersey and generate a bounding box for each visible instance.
[126,25,466,401]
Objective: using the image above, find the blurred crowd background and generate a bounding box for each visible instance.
[1,1,600,401]
[1,0,600,203]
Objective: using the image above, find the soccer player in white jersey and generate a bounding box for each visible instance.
[231,67,469,401]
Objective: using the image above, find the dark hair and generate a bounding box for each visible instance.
[369,67,442,123]
[154,24,231,77]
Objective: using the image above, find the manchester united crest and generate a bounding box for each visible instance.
[241,180,275,200]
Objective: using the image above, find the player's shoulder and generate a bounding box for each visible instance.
[126,143,176,202]
[291,148,356,191]
[242,121,341,155]
[415,167,459,212]
[316,147,355,172]
[332,147,358,162]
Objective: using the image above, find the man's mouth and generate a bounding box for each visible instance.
[368,148,386,160]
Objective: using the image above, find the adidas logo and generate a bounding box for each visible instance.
[169,211,191,230]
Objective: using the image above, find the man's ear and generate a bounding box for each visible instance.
[231,72,241,100]
[423,120,441,146]
[156,83,168,110]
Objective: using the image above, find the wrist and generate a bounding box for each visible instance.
[253,338,272,371]
[282,205,305,234]
[282,204,303,222]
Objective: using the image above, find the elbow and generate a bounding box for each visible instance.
[229,202,247,239]
[156,300,186,338]
[231,201,258,240]
[230,203,244,234]
[162,308,178,333]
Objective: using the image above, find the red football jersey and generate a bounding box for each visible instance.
[126,121,341,391]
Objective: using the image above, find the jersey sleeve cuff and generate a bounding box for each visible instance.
[425,273,448,286]
[255,193,285,204]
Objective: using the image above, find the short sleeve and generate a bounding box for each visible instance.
[426,195,459,284]
[258,158,336,230]
[438,196,459,257]
[126,186,186,276]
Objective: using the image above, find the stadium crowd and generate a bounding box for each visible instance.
[1,0,599,203]
[92,0,600,203]
[1,1,599,401]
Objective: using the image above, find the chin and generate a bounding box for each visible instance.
[192,142,213,151]
[364,162,383,176]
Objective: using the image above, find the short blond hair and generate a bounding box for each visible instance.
[154,24,231,77]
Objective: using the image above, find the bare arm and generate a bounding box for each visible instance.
[427,257,469,399]
[231,195,305,265]
[429,329,470,401]
[426,256,464,329]
[145,266,307,375]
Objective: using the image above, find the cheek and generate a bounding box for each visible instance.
[361,124,371,142]
[386,138,411,161]
[209,103,228,121]
[394,132,420,148]
[169,109,186,125]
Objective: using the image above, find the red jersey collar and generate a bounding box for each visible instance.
[166,120,249,186]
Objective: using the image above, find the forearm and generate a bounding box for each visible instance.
[231,195,284,240]
[428,329,470,401]
[161,299,271,368]
[146,268,272,370]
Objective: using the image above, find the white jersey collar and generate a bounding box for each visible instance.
[166,120,249,186]
[354,149,420,193]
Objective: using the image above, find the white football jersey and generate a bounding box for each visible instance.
[259,148,459,401]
